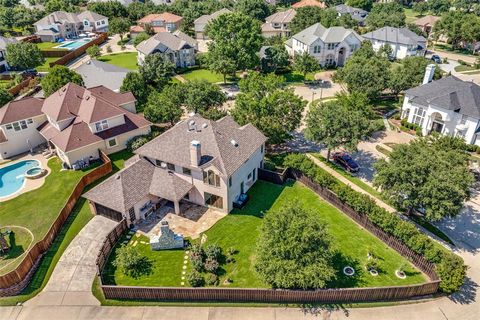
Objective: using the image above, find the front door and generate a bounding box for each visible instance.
[431,121,444,133]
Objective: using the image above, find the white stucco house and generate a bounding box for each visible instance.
[285,23,363,67]
[362,26,427,59]
[83,114,267,225]
[401,65,480,145]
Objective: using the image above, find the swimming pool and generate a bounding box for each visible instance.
[0,160,40,198]
[55,38,93,51]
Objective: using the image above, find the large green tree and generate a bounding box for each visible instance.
[139,53,175,90]
[262,45,289,72]
[181,80,226,114]
[144,86,183,125]
[289,7,355,35]
[373,135,474,221]
[234,0,271,21]
[346,0,373,11]
[389,56,442,95]
[87,0,128,19]
[305,92,373,160]
[365,3,406,29]
[109,17,131,40]
[0,88,13,107]
[5,42,44,70]
[121,71,149,109]
[41,65,84,97]
[205,12,262,73]
[231,72,305,144]
[255,202,335,289]
[293,52,319,76]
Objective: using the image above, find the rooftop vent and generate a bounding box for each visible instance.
[189,112,196,117]
[231,139,238,147]
[115,174,121,180]
[86,60,91,65]
[188,120,196,132]
[160,162,167,168]
[202,123,208,129]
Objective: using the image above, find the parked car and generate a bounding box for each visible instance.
[431,55,442,64]
[233,193,249,209]
[332,152,360,173]
[21,69,38,77]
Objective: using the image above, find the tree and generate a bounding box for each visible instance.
[86,44,101,59]
[389,56,442,95]
[143,88,183,125]
[365,3,406,29]
[40,65,84,97]
[427,0,451,15]
[289,7,353,35]
[121,72,149,108]
[87,0,128,19]
[112,245,152,278]
[262,45,289,72]
[109,17,131,40]
[205,12,262,73]
[293,52,319,77]
[373,135,474,221]
[205,50,236,84]
[255,202,335,289]
[234,0,271,21]
[460,16,480,54]
[346,0,373,11]
[139,53,175,90]
[231,72,305,144]
[305,92,373,160]
[0,88,13,107]
[333,42,390,100]
[5,42,44,70]
[412,1,429,16]
[133,32,150,47]
[182,80,226,114]
[377,43,393,59]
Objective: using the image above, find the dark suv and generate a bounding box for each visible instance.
[332,152,360,173]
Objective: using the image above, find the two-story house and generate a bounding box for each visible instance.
[362,27,427,59]
[83,114,267,226]
[34,10,108,42]
[261,9,296,38]
[194,8,231,40]
[285,23,363,67]
[130,12,183,37]
[401,65,480,145]
[334,4,368,26]
[0,36,18,73]
[136,31,197,68]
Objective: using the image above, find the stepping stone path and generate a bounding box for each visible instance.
[181,251,189,286]
[133,241,138,247]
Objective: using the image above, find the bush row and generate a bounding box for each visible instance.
[126,128,163,152]
[282,153,466,294]
[400,118,422,136]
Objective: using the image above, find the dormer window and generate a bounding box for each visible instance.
[95,119,109,132]
[203,169,220,187]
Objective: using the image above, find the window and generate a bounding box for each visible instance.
[325,54,335,66]
[327,43,335,50]
[27,119,33,124]
[182,167,191,175]
[102,20,105,25]
[13,122,21,131]
[261,145,264,154]
[203,170,220,187]
[84,21,88,26]
[5,124,12,130]
[167,163,175,171]
[412,108,426,127]
[228,177,232,187]
[456,130,466,139]
[128,207,136,222]
[460,114,468,125]
[95,120,108,132]
[96,21,101,26]
[247,172,252,180]
[19,120,27,130]
[253,168,256,181]
[107,138,117,148]
[155,159,162,167]
[204,192,223,209]
[313,45,321,54]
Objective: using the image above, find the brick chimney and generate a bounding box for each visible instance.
[190,140,201,166]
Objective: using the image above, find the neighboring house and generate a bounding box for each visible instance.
[74,59,129,92]
[151,0,176,5]
[88,0,136,5]
[401,65,480,145]
[0,36,18,73]
[291,0,326,9]
[413,15,440,36]
[362,26,427,59]
[130,12,183,37]
[194,8,231,40]
[0,98,46,159]
[83,114,267,225]
[137,31,197,68]
[38,83,151,168]
[34,10,108,42]
[334,4,368,26]
[261,9,296,38]
[286,23,363,67]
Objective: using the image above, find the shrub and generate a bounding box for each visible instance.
[112,245,152,278]
[187,271,205,287]
[204,244,222,260]
[126,135,150,152]
[227,247,237,256]
[190,243,205,272]
[134,32,150,47]
[437,253,467,293]
[204,257,220,274]
[205,273,219,286]
[458,59,467,65]
[106,45,112,53]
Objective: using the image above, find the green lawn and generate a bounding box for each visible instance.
[404,8,422,23]
[282,71,315,84]
[179,67,242,83]
[0,227,33,274]
[454,64,478,73]
[36,42,67,51]
[434,43,478,58]
[98,52,138,70]
[36,57,60,72]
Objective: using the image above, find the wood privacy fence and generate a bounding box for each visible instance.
[8,77,35,96]
[49,33,108,68]
[96,167,440,303]
[0,151,112,295]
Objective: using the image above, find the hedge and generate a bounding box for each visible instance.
[282,153,466,294]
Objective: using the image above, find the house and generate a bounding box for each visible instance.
[151,0,176,5]
[130,12,183,37]
[74,59,129,92]
[0,36,18,73]
[0,98,46,159]
[261,9,296,38]
[194,8,231,40]
[136,31,197,68]
[334,4,368,26]
[286,23,363,67]
[83,114,267,226]
[413,15,440,36]
[401,65,480,145]
[38,83,151,167]
[362,27,427,59]
[291,0,326,9]
[34,10,108,42]
[88,0,136,6]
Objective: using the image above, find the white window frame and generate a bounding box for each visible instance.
[412,108,426,127]
[107,138,117,148]
[313,45,321,54]
[95,119,109,132]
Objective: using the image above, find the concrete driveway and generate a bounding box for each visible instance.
[25,216,117,307]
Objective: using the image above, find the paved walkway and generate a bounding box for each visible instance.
[25,216,117,307]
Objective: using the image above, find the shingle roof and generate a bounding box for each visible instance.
[292,0,326,8]
[362,27,426,46]
[135,114,267,176]
[74,59,129,92]
[0,36,17,51]
[0,97,44,125]
[138,12,183,24]
[292,23,362,45]
[414,15,440,27]
[77,10,107,22]
[334,4,368,22]
[83,157,193,213]
[136,31,196,55]
[406,76,480,118]
[34,11,80,26]
[194,8,231,33]
[265,9,296,24]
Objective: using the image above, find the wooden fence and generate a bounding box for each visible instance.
[8,77,35,96]
[49,33,109,68]
[95,167,440,303]
[0,151,112,295]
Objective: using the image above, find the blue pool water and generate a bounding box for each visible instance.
[55,38,92,50]
[0,160,40,198]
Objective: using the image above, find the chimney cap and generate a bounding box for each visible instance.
[191,140,201,147]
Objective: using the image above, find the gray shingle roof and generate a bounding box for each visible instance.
[0,36,17,51]
[137,31,196,55]
[362,27,426,46]
[34,11,80,26]
[74,59,129,92]
[292,23,362,45]
[135,114,267,176]
[334,4,368,22]
[265,8,296,24]
[406,76,480,118]
[77,10,108,22]
[194,8,231,33]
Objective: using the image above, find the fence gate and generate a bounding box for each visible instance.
[95,203,123,222]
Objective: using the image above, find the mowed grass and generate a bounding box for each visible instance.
[36,57,60,72]
[180,67,241,83]
[0,227,33,274]
[36,42,67,51]
[98,52,138,70]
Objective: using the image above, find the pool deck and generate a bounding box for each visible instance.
[0,153,51,202]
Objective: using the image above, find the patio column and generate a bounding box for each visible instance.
[174,200,180,215]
